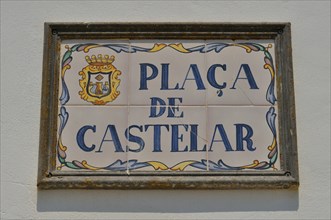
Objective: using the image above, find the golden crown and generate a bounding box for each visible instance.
[85,54,115,65]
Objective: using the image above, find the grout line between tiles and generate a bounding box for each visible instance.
[58,104,278,108]
[126,41,131,175]
[204,40,209,171]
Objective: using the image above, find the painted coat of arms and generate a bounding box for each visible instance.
[79,54,121,105]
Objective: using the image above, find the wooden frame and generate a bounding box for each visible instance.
[37,23,299,189]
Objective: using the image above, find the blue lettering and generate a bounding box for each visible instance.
[180,64,206,90]
[126,125,145,152]
[171,124,189,152]
[76,125,96,152]
[139,63,158,90]
[150,97,166,117]
[235,124,255,151]
[190,124,207,151]
[209,124,233,151]
[161,63,180,90]
[145,124,170,152]
[207,64,227,89]
[230,64,259,89]
[167,97,183,118]
[96,125,124,152]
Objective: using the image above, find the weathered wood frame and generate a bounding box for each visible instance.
[37,23,299,189]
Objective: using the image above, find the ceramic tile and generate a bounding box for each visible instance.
[129,40,206,106]
[207,106,280,171]
[206,40,276,106]
[127,106,208,171]
[56,106,128,171]
[56,39,279,174]
[59,40,129,106]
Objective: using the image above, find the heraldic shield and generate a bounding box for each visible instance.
[78,54,121,105]
[87,72,111,98]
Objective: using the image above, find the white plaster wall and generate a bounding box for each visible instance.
[1,1,330,219]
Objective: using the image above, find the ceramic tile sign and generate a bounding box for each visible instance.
[38,23,299,189]
[57,40,280,172]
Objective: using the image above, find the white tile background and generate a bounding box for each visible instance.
[58,40,278,171]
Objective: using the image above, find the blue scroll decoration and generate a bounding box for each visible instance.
[57,42,278,171]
